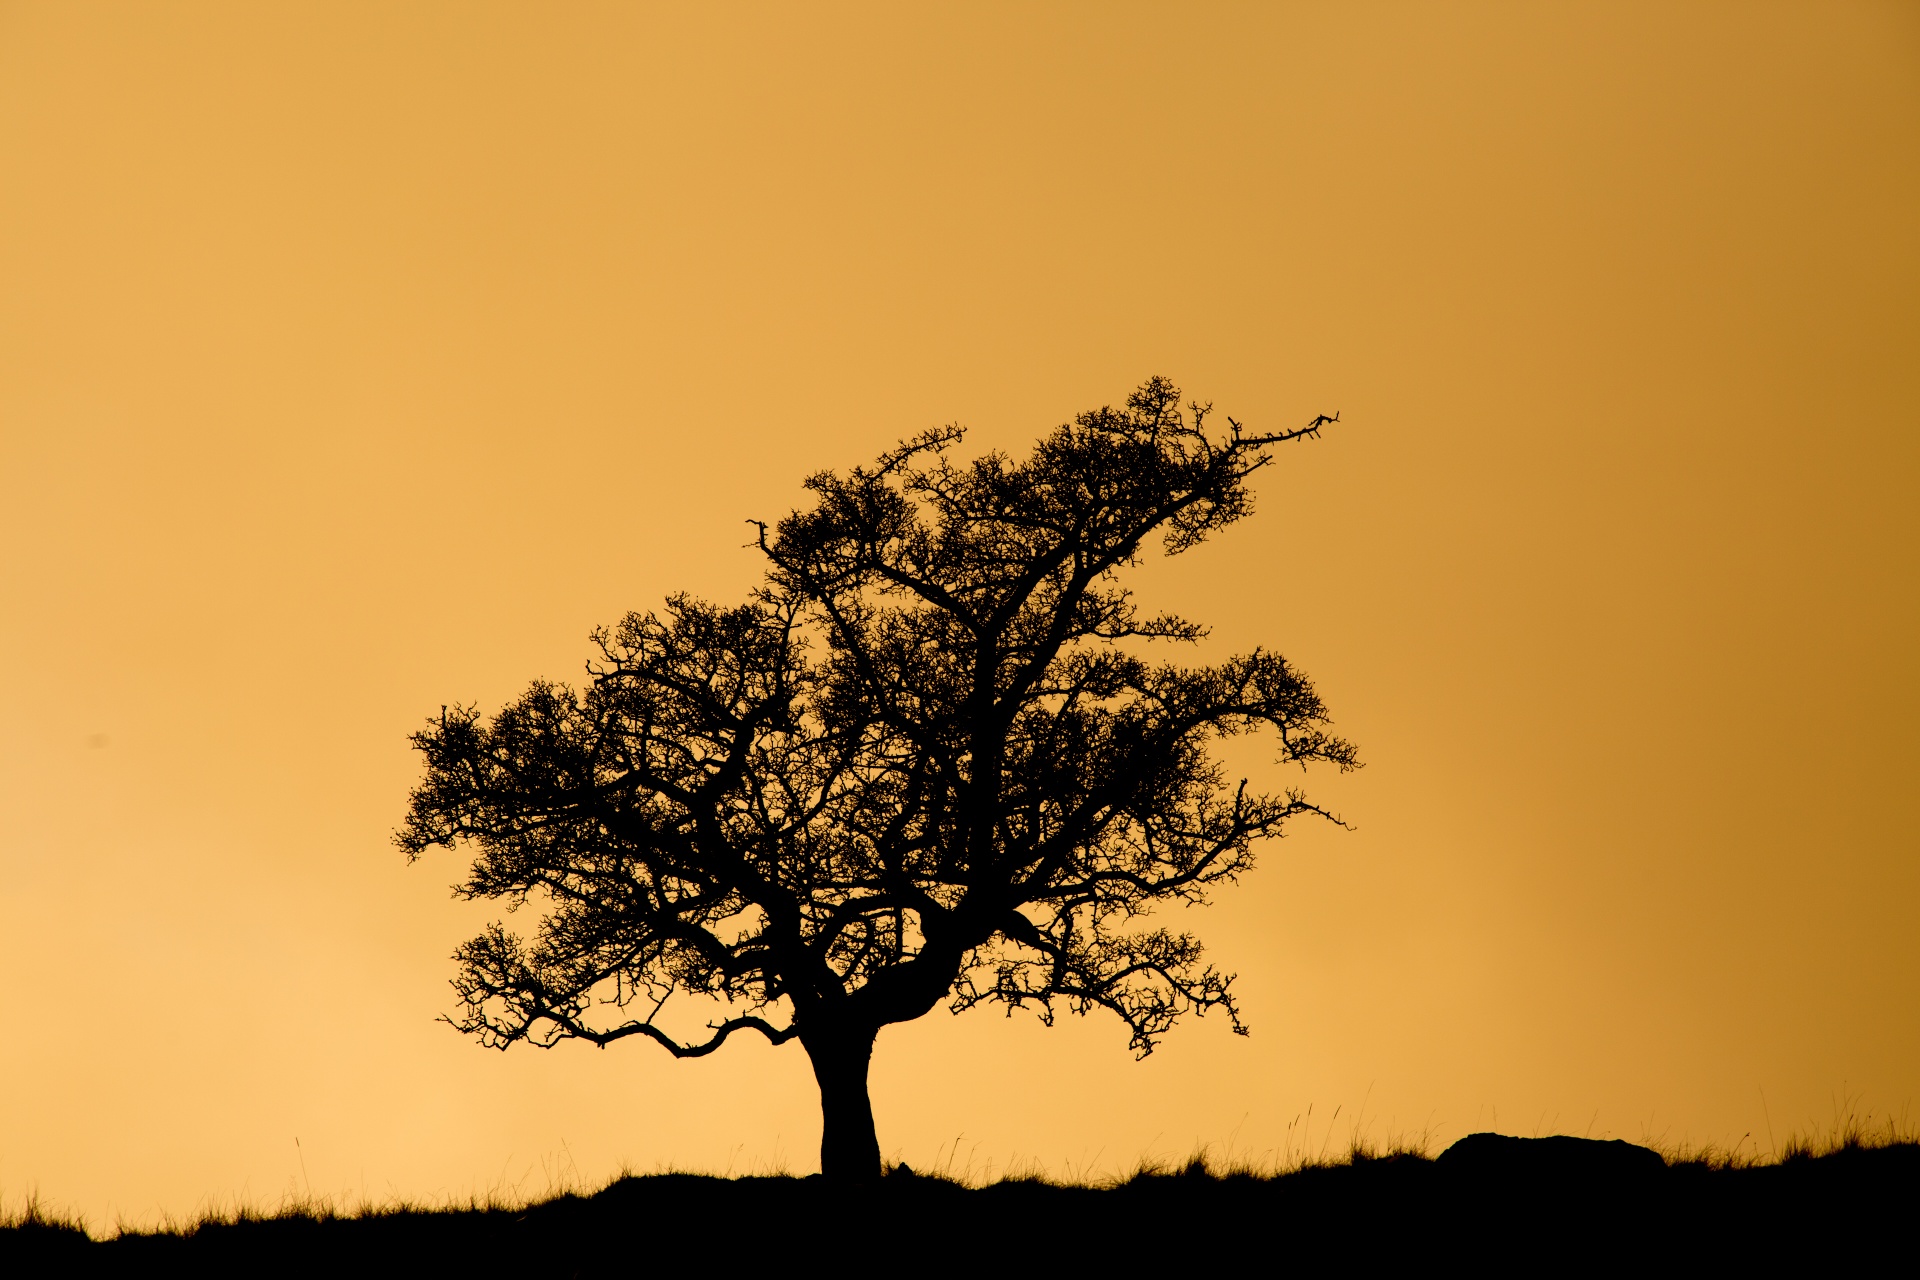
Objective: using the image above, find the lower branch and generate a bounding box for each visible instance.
[588,1013,800,1056]
[462,1003,799,1057]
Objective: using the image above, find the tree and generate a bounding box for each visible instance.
[398,377,1357,1180]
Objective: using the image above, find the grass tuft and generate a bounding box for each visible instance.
[0,1189,90,1242]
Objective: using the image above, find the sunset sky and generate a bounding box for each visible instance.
[2,2,1915,1225]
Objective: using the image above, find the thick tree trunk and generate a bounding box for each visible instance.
[803,1028,881,1180]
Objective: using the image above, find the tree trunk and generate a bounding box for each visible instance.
[803,1027,881,1180]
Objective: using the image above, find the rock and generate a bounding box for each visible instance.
[1437,1133,1667,1181]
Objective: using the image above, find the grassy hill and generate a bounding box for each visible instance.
[8,1136,1914,1271]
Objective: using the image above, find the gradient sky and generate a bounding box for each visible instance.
[2,2,1916,1226]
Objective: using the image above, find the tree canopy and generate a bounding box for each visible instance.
[399,377,1356,1178]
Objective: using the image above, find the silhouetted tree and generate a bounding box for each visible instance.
[399,378,1356,1180]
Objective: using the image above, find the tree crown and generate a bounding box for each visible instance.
[400,377,1355,1061]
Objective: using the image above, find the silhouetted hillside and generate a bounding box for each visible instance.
[8,1140,1915,1272]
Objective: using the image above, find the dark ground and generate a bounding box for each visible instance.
[6,1140,1914,1273]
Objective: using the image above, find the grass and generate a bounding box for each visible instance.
[0,1190,89,1239]
[6,1116,1915,1268]
[1653,1096,1919,1171]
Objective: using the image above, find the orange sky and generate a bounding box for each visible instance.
[2,1,1916,1225]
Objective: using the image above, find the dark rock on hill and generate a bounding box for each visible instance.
[1438,1132,1668,1180]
